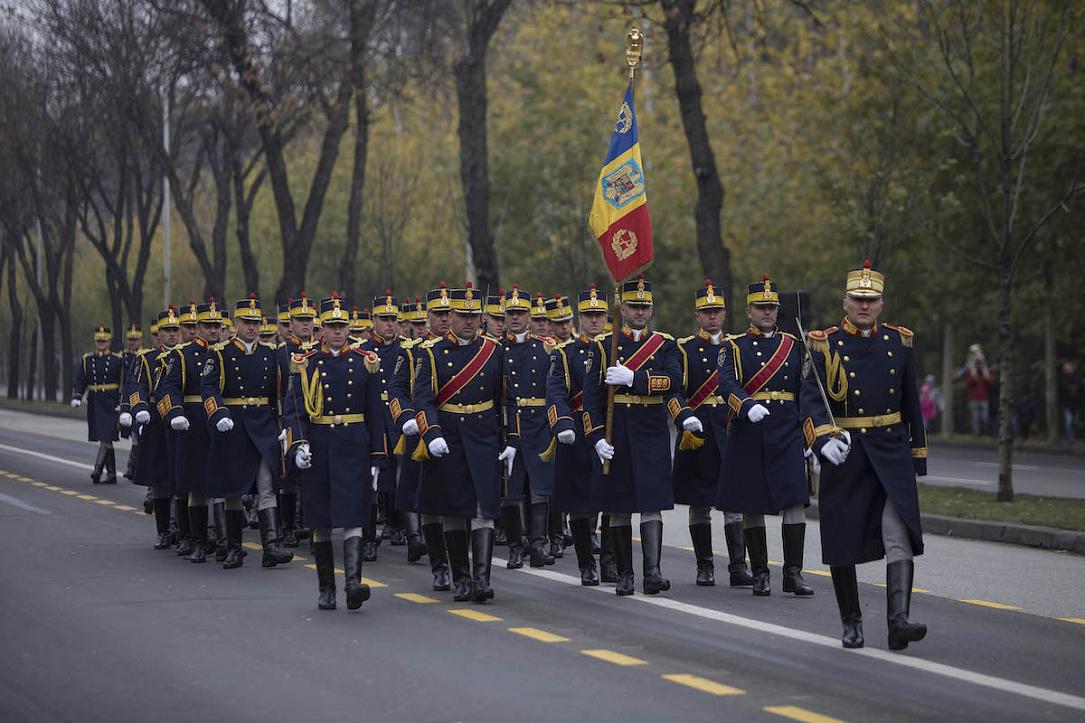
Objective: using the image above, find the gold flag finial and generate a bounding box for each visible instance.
[626,27,643,81]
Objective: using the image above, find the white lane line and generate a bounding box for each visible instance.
[923,475,993,488]
[0,491,52,514]
[494,558,1085,713]
[0,442,94,471]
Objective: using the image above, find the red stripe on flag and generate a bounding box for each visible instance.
[596,204,654,282]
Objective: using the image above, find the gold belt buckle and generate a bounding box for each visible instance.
[333,414,343,424]
[463,403,475,414]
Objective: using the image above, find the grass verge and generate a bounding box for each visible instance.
[919,483,1085,533]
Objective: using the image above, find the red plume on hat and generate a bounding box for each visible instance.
[863,258,872,269]
[762,273,770,281]
[331,290,340,299]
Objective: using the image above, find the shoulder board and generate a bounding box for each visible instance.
[177,341,192,349]
[402,337,422,349]
[300,340,318,351]
[420,338,441,349]
[82,352,91,359]
[208,341,227,351]
[677,335,695,344]
[259,341,278,350]
[593,333,609,343]
[655,332,674,341]
[556,338,575,350]
[725,332,745,342]
[882,323,914,347]
[824,326,840,335]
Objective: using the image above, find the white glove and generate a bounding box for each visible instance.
[557,429,576,445]
[119,412,133,428]
[498,445,517,476]
[371,465,380,491]
[821,438,849,466]
[170,416,190,431]
[747,403,771,423]
[682,416,703,433]
[428,437,449,458]
[216,417,234,433]
[70,398,81,408]
[135,410,150,425]
[278,429,287,443]
[402,418,420,436]
[295,443,312,469]
[604,364,635,387]
[594,438,615,463]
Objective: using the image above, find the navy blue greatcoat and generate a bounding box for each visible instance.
[387,335,434,513]
[127,347,171,489]
[544,333,597,513]
[118,349,139,439]
[200,339,285,498]
[502,333,556,499]
[716,327,810,514]
[802,319,926,565]
[73,351,123,442]
[668,331,729,508]
[583,328,679,514]
[360,333,404,493]
[159,338,213,495]
[282,344,387,529]
[414,332,504,520]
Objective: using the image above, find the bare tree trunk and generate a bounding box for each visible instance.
[4,248,21,399]
[342,0,376,300]
[660,0,733,316]
[452,0,512,292]
[941,321,954,436]
[1044,263,1058,444]
[995,270,1015,502]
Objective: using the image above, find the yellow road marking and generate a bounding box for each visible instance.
[509,627,570,643]
[448,609,502,622]
[304,563,345,575]
[395,593,439,604]
[580,649,648,666]
[31,481,48,487]
[677,545,695,552]
[115,504,137,511]
[960,599,1022,611]
[361,577,387,588]
[42,485,63,491]
[95,499,115,506]
[764,705,844,723]
[60,490,80,496]
[804,569,832,577]
[293,555,307,562]
[1058,617,1085,625]
[243,542,263,551]
[873,583,929,593]
[662,674,744,696]
[77,494,98,500]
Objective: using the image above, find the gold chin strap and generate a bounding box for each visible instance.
[300,365,324,419]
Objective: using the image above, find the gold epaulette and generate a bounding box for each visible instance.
[656,332,674,340]
[593,332,609,343]
[290,349,316,374]
[402,337,422,349]
[805,329,830,354]
[677,335,695,344]
[352,346,381,373]
[259,341,278,350]
[556,338,575,349]
[82,352,91,359]
[883,323,914,347]
[420,337,441,349]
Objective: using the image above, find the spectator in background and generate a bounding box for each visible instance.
[923,374,943,432]
[1058,361,1082,444]
[958,344,992,436]
[920,380,938,432]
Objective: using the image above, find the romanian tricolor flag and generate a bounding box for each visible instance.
[588,81,654,282]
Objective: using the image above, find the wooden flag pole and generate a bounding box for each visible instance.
[602,27,643,476]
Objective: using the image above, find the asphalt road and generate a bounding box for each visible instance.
[925,445,1085,498]
[1,413,1083,722]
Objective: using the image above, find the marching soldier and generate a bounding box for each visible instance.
[802,260,927,651]
[716,276,812,597]
[484,290,505,339]
[499,284,556,570]
[412,283,503,603]
[124,307,182,548]
[546,294,575,343]
[583,275,679,596]
[348,306,368,344]
[669,280,753,588]
[119,322,144,481]
[201,294,294,570]
[544,284,610,585]
[159,299,225,563]
[71,323,123,484]
[406,297,429,339]
[277,302,292,344]
[283,294,386,610]
[259,316,279,344]
[390,285,455,592]
[277,293,319,547]
[529,292,551,337]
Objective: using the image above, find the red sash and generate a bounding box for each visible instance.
[621,332,665,372]
[569,391,583,412]
[688,370,719,409]
[436,338,497,406]
[741,335,794,395]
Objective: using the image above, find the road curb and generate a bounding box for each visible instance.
[931,436,1085,459]
[807,501,1085,555]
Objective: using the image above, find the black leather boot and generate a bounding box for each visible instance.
[569,517,599,586]
[590,529,601,555]
[279,493,299,548]
[612,524,634,596]
[404,512,427,563]
[243,497,258,529]
[143,489,153,515]
[188,505,209,563]
[153,497,172,549]
[782,523,814,595]
[343,536,372,610]
[723,521,754,586]
[212,501,228,561]
[547,508,565,559]
[445,528,473,601]
[90,445,106,484]
[363,502,379,562]
[830,565,864,649]
[295,494,310,539]
[599,516,618,583]
[887,560,927,650]
[471,527,495,603]
[125,443,138,481]
[258,507,294,567]
[422,522,451,591]
[689,523,715,586]
[501,504,526,569]
[222,509,245,569]
[640,519,670,595]
[528,502,555,568]
[174,498,193,556]
[313,540,337,610]
[746,525,770,596]
[102,448,117,484]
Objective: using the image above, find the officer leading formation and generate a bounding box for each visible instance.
[74,261,928,651]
